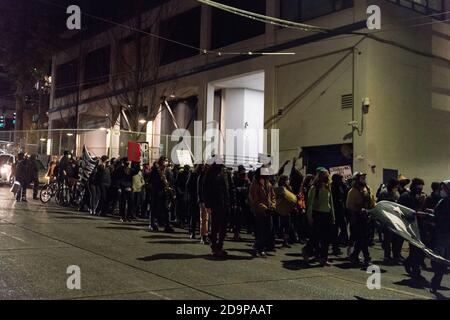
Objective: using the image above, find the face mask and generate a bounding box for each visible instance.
[440,190,448,198]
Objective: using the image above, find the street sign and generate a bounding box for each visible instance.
[329,165,353,180]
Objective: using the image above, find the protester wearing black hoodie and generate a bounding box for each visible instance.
[115,158,137,222]
[186,165,200,239]
[149,156,174,233]
[331,174,348,255]
[29,154,40,200]
[203,158,231,257]
[399,178,427,281]
[430,181,450,293]
[96,156,111,216]
[15,153,31,202]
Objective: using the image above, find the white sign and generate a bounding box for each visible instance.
[329,165,353,180]
[176,150,193,167]
[258,153,272,165]
[139,142,150,164]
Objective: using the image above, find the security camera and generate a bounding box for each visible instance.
[348,120,359,127]
[362,98,371,107]
[362,98,371,114]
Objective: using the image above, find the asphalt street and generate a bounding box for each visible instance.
[0,187,449,300]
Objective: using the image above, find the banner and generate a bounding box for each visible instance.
[329,165,353,180]
[139,142,150,164]
[80,145,98,184]
[370,201,450,266]
[258,153,272,165]
[74,145,99,208]
[127,141,141,162]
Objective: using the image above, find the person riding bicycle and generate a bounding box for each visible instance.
[58,151,71,184]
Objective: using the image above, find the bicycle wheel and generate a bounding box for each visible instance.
[56,184,70,207]
[40,185,53,204]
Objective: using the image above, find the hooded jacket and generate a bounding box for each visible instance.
[274,186,297,216]
[203,164,230,209]
[249,179,276,216]
[435,181,450,235]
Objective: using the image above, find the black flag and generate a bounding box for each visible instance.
[80,145,98,184]
[369,201,450,266]
[73,145,99,208]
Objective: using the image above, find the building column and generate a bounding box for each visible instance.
[200,4,212,52]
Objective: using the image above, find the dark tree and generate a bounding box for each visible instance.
[0,0,63,140]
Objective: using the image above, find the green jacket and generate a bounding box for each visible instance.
[306,185,335,224]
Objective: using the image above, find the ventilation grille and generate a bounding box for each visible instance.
[341,94,353,109]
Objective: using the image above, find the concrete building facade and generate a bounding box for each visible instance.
[48,0,450,190]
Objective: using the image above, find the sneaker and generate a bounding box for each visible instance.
[320,259,332,267]
[257,251,267,258]
[150,224,159,232]
[200,236,210,245]
[189,234,196,240]
[120,218,125,223]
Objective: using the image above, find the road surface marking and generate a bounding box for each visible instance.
[0,231,25,243]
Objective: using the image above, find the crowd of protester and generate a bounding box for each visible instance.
[10,151,450,294]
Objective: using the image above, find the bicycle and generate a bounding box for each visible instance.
[40,178,58,204]
[55,179,71,207]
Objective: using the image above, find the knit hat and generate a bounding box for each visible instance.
[316,167,328,173]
